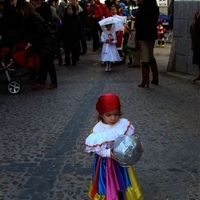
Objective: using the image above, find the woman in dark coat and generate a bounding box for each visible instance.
[134,0,159,87]
[190,9,200,83]
[20,2,58,89]
[61,4,82,66]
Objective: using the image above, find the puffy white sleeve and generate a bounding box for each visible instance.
[85,118,134,158]
[101,32,107,43]
[85,134,111,157]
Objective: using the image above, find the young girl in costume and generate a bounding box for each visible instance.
[157,19,166,48]
[110,4,126,59]
[85,93,144,200]
[100,24,121,71]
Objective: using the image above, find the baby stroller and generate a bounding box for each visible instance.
[0,39,40,94]
[0,47,21,94]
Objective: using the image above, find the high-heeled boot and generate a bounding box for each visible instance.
[150,58,159,85]
[138,62,150,88]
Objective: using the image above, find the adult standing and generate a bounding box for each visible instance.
[48,0,60,25]
[70,0,88,55]
[4,0,24,49]
[0,0,7,48]
[58,0,68,18]
[190,9,200,83]
[129,4,141,68]
[61,4,81,66]
[79,1,88,55]
[134,0,159,87]
[87,0,103,51]
[20,1,58,89]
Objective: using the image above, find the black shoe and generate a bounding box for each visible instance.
[72,63,76,66]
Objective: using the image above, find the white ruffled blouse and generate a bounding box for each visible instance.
[85,118,135,157]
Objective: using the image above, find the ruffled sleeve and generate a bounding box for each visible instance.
[85,118,135,156]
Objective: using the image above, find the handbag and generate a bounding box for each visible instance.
[127,30,137,49]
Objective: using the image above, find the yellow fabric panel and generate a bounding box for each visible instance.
[126,167,144,200]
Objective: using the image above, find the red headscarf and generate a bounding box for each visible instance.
[96,93,121,115]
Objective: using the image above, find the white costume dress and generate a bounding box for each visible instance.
[100,30,122,62]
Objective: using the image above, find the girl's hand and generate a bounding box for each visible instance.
[110,148,118,161]
[25,42,32,50]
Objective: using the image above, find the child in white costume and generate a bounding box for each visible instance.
[85,93,144,200]
[100,24,121,71]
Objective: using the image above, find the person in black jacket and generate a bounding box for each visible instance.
[30,0,51,24]
[4,0,24,49]
[20,1,58,90]
[70,0,88,56]
[134,0,159,87]
[61,4,82,66]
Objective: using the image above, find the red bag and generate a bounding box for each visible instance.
[12,38,29,68]
[12,38,40,70]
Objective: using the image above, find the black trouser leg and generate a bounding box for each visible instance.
[71,45,80,65]
[47,53,57,84]
[38,53,57,84]
[91,23,100,50]
[37,56,47,84]
[64,43,71,65]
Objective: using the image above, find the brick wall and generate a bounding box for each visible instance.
[168,1,200,75]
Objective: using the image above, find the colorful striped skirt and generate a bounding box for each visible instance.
[88,154,144,200]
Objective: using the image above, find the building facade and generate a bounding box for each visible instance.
[168,0,200,75]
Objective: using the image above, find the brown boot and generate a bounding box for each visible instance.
[138,62,150,88]
[46,84,57,90]
[31,83,45,90]
[150,58,159,85]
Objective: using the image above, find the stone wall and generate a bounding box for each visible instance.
[168,1,200,75]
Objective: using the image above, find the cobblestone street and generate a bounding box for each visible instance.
[0,42,199,200]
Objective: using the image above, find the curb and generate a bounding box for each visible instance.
[166,72,200,85]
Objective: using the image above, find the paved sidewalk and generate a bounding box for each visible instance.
[0,42,199,200]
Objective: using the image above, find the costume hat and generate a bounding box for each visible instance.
[96,93,121,115]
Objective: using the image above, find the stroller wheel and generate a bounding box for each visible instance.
[7,80,21,94]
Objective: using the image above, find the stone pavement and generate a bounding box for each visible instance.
[0,41,199,200]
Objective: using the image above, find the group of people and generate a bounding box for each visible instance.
[0,0,199,92]
[0,0,90,90]
[0,0,159,90]
[0,0,60,89]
